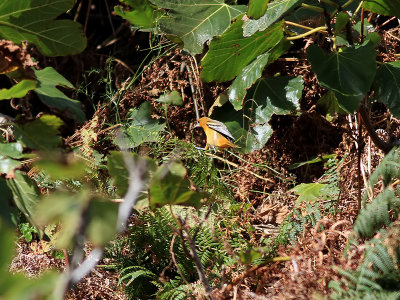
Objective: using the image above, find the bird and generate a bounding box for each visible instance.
[194,117,239,150]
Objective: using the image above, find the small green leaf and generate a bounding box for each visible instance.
[150,0,246,54]
[119,102,165,148]
[239,248,262,264]
[307,42,377,113]
[201,19,284,82]
[248,0,270,19]
[18,223,38,243]
[7,171,41,231]
[242,0,301,37]
[14,115,63,151]
[149,161,204,209]
[363,0,400,18]
[34,67,85,123]
[0,156,21,175]
[114,0,162,28]
[291,183,327,205]
[373,61,400,117]
[157,90,183,106]
[289,154,336,169]
[0,0,87,56]
[0,80,36,100]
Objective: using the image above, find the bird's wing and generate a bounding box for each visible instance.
[207,120,236,142]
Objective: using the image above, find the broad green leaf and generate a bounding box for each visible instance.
[7,171,41,231]
[291,183,327,205]
[248,0,270,19]
[0,178,17,227]
[34,154,87,180]
[0,219,15,271]
[228,39,291,110]
[373,61,400,117]
[34,67,85,123]
[0,157,21,175]
[289,154,336,169]
[307,42,376,113]
[228,53,271,110]
[242,0,301,37]
[335,11,349,34]
[150,0,246,54]
[14,115,63,151]
[149,161,204,209]
[157,90,183,105]
[119,102,165,148]
[201,20,284,82]
[213,76,302,153]
[0,0,87,56]
[0,80,36,100]
[114,0,162,28]
[0,142,24,159]
[363,0,400,18]
[86,197,118,246]
[35,190,91,248]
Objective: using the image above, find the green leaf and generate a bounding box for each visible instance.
[18,223,37,243]
[335,11,349,34]
[242,0,301,37]
[114,0,162,28]
[289,154,336,169]
[0,178,17,227]
[149,161,204,209]
[248,0,270,19]
[14,115,64,150]
[291,183,327,205]
[0,0,87,56]
[34,154,87,180]
[228,39,291,109]
[0,80,36,100]
[7,171,41,231]
[307,42,377,113]
[201,19,284,82]
[213,76,302,153]
[14,115,63,151]
[0,142,24,159]
[157,90,183,106]
[150,0,246,54]
[363,0,400,18]
[86,197,118,246]
[373,61,400,117]
[0,157,21,175]
[317,91,347,116]
[34,67,85,123]
[239,248,262,264]
[119,102,165,148]
[34,190,91,248]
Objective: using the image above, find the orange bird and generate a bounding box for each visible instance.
[194,117,239,150]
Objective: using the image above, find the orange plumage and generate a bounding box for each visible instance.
[194,117,239,150]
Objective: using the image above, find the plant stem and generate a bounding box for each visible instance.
[301,3,324,13]
[286,26,328,40]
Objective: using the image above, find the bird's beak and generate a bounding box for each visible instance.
[194,122,200,128]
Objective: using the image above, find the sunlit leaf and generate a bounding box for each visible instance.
[34,153,87,180]
[7,171,41,231]
[157,90,183,106]
[0,142,24,159]
[248,0,270,19]
[201,19,284,82]
[118,102,165,148]
[0,80,36,100]
[149,161,204,209]
[150,0,246,54]
[114,0,163,28]
[363,0,400,18]
[34,67,85,123]
[291,183,327,205]
[0,0,87,56]
[242,0,301,37]
[14,115,63,151]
